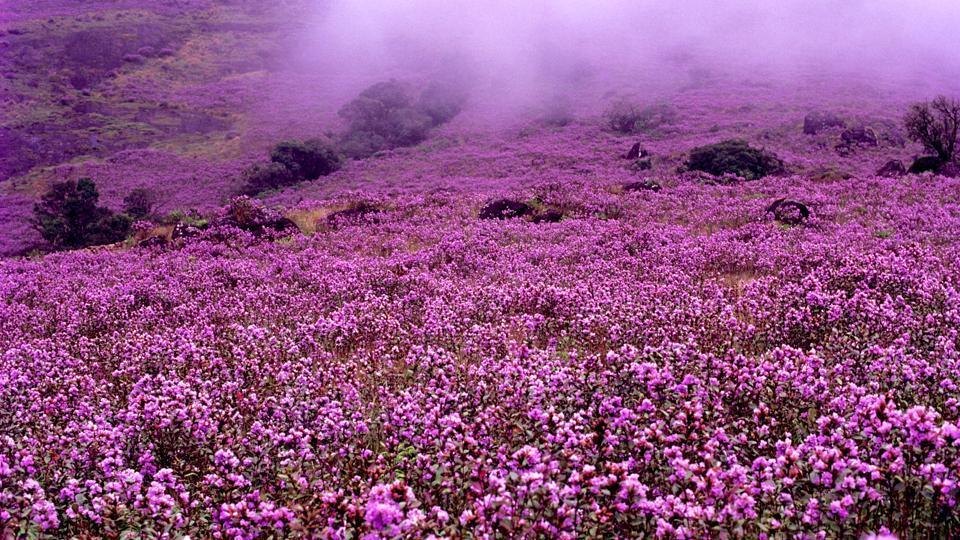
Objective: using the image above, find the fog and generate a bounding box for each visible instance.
[294,0,960,118]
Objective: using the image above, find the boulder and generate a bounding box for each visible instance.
[532,210,564,224]
[137,235,168,248]
[623,180,662,192]
[841,127,878,147]
[479,199,534,220]
[803,112,845,135]
[766,198,810,226]
[876,160,906,177]
[908,156,942,174]
[217,197,298,236]
[171,222,201,240]
[629,158,652,172]
[937,161,960,178]
[622,142,649,160]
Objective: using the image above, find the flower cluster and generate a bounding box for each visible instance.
[2,169,960,537]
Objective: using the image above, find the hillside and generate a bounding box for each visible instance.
[3,1,960,538]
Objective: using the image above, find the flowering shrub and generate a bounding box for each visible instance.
[3,172,960,538]
[4,8,960,537]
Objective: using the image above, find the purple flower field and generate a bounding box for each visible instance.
[3,1,960,538]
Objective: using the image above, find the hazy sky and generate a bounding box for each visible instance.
[294,1,960,112]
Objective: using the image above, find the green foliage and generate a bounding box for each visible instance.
[240,161,298,195]
[337,130,389,160]
[31,178,132,249]
[416,80,467,126]
[904,96,960,163]
[687,139,784,180]
[337,80,449,159]
[162,209,208,228]
[241,139,343,196]
[269,139,342,181]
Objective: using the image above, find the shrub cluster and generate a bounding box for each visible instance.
[338,80,466,158]
[686,139,784,180]
[238,80,466,193]
[241,139,342,196]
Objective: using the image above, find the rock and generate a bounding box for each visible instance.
[137,235,168,248]
[803,112,845,135]
[623,180,661,192]
[122,53,146,64]
[269,217,300,234]
[908,156,942,174]
[841,127,878,147]
[622,142,649,160]
[834,143,852,157]
[871,119,907,147]
[171,222,201,240]
[937,161,960,177]
[629,158,652,172]
[327,202,379,225]
[810,167,852,182]
[532,210,564,224]
[479,199,533,220]
[876,160,906,177]
[217,197,298,236]
[766,198,810,226]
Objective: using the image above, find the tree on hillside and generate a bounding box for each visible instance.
[32,178,132,250]
[904,96,960,164]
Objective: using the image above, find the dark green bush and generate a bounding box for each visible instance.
[686,140,784,180]
[338,79,465,159]
[337,130,389,160]
[358,80,414,110]
[416,80,467,127]
[269,139,342,181]
[240,162,298,195]
[540,95,575,127]
[381,107,433,147]
[32,178,132,249]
